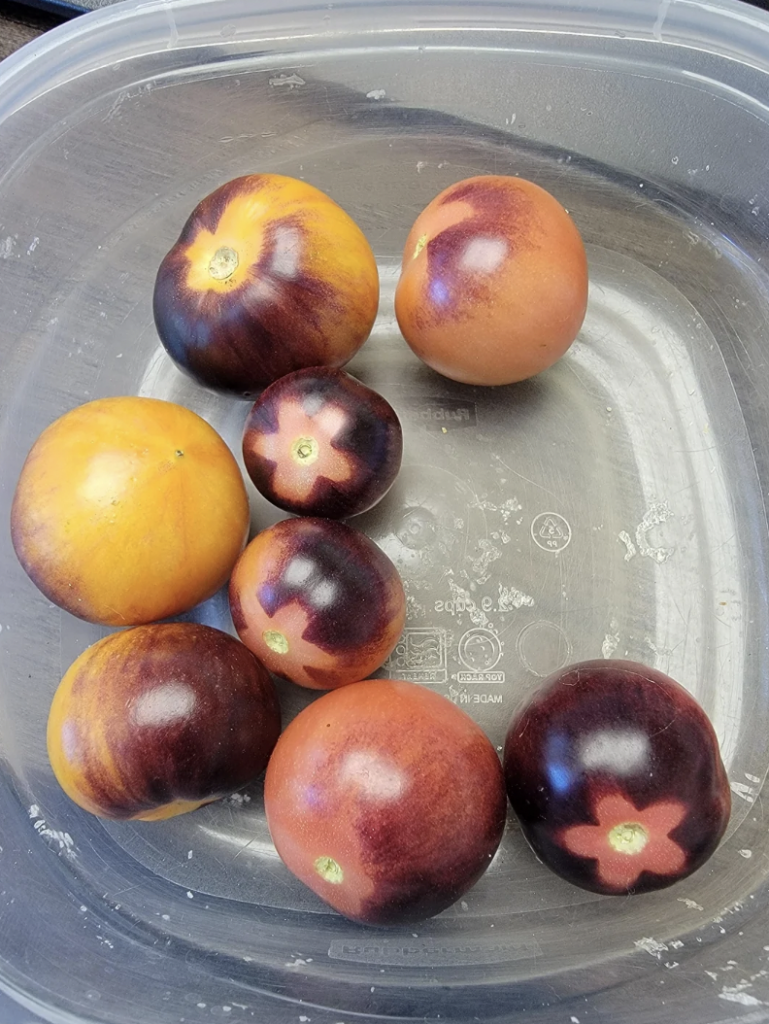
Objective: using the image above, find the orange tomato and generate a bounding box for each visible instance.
[153,174,380,395]
[264,679,507,924]
[11,396,249,626]
[394,175,588,385]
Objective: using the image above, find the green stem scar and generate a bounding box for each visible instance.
[263,630,289,655]
[314,856,344,884]
[291,435,319,466]
[412,233,429,259]
[608,821,648,855]
[208,246,239,281]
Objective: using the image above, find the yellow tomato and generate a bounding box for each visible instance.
[11,396,249,625]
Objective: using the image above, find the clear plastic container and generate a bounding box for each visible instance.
[2,1,769,1020]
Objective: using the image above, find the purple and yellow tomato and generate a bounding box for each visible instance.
[228,517,405,689]
[503,659,731,895]
[394,175,588,386]
[153,174,380,395]
[47,623,281,821]
[264,678,507,924]
[242,368,403,518]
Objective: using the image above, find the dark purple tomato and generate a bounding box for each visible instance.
[264,678,507,925]
[503,659,731,895]
[242,368,403,519]
[47,623,281,821]
[228,517,406,689]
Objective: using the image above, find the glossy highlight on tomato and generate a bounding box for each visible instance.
[264,678,507,924]
[10,396,249,626]
[242,367,403,518]
[394,174,588,385]
[503,659,731,895]
[47,623,281,821]
[228,517,405,689]
[153,174,380,395]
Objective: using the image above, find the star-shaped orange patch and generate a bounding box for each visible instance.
[559,792,687,891]
[252,399,356,503]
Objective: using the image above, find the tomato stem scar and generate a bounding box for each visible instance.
[208,246,239,281]
[314,856,344,884]
[608,821,648,855]
[263,629,289,655]
[412,233,429,259]
[291,436,319,465]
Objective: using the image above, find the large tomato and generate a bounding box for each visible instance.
[264,679,507,924]
[11,396,249,625]
[394,175,588,385]
[48,623,280,821]
[153,174,380,395]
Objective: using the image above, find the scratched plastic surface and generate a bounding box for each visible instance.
[2,2,769,1023]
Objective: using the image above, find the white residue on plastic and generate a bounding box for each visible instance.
[0,236,15,259]
[446,580,491,627]
[635,502,675,563]
[269,73,306,88]
[719,981,764,1006]
[27,237,39,255]
[366,88,386,100]
[225,792,252,806]
[286,957,309,968]
[677,897,704,911]
[497,583,534,611]
[739,849,753,859]
[28,804,76,857]
[472,496,522,522]
[634,937,668,959]
[730,781,757,803]
[618,530,637,561]
[469,540,502,583]
[644,636,673,658]
[416,161,427,173]
[602,619,620,659]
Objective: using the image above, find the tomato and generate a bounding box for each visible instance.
[264,678,507,924]
[229,517,405,689]
[242,367,402,518]
[48,624,280,820]
[153,174,380,395]
[504,660,731,894]
[394,175,588,385]
[11,396,249,625]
